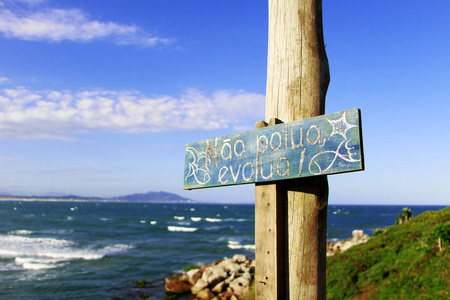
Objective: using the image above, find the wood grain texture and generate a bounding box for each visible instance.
[256,0,329,299]
[255,182,286,300]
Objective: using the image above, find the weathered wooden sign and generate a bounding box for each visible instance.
[184,108,364,190]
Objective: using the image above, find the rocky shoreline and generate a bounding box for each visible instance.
[326,229,371,256]
[162,229,371,300]
[165,254,255,300]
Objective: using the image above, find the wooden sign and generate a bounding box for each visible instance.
[184,108,364,190]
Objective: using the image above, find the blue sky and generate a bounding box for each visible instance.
[0,0,448,205]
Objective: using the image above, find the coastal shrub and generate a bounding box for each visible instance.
[434,222,450,251]
[372,227,383,237]
[402,207,413,221]
[395,207,414,224]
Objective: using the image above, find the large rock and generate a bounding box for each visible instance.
[327,230,371,256]
[202,265,228,286]
[218,287,235,300]
[211,280,228,293]
[165,255,255,299]
[186,268,202,285]
[165,277,191,294]
[191,278,209,295]
[352,229,364,241]
[232,254,247,264]
[229,276,251,297]
[196,288,214,300]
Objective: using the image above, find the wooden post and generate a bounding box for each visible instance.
[255,0,330,299]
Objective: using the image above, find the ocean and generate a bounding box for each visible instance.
[0,201,446,299]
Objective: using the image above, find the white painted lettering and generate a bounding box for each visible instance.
[277,157,290,177]
[234,140,245,157]
[242,162,255,181]
[291,127,303,148]
[270,132,282,150]
[218,166,229,184]
[306,125,321,145]
[257,135,269,153]
[221,139,232,161]
[260,160,274,180]
[285,124,289,149]
[298,148,306,176]
[230,164,241,183]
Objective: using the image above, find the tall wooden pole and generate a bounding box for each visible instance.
[255,0,329,299]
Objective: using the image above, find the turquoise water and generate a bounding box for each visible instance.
[0,201,445,299]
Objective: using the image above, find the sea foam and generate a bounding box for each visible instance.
[227,240,255,251]
[0,234,132,270]
[167,226,197,232]
[205,218,222,222]
[8,230,33,235]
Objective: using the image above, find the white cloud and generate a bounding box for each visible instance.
[0,77,10,84]
[8,0,46,5]
[0,86,265,139]
[0,4,173,46]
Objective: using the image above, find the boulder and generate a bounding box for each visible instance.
[332,241,344,252]
[218,287,235,300]
[196,288,214,300]
[327,230,371,256]
[202,265,228,286]
[229,276,251,297]
[186,268,202,285]
[164,255,255,299]
[165,277,191,294]
[211,281,228,293]
[241,270,252,282]
[352,229,364,242]
[232,254,247,264]
[218,260,242,279]
[191,278,209,295]
[340,240,355,252]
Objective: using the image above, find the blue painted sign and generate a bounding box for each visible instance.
[184,109,364,190]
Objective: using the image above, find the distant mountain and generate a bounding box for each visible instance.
[42,191,73,197]
[116,191,192,203]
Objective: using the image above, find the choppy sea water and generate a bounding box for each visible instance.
[0,201,445,299]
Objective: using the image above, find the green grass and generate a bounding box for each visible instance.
[326,207,450,299]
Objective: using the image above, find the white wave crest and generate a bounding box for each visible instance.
[227,240,255,251]
[0,235,133,270]
[15,257,65,270]
[174,216,185,220]
[8,230,33,235]
[205,218,222,223]
[167,226,197,232]
[227,244,255,250]
[191,217,202,222]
